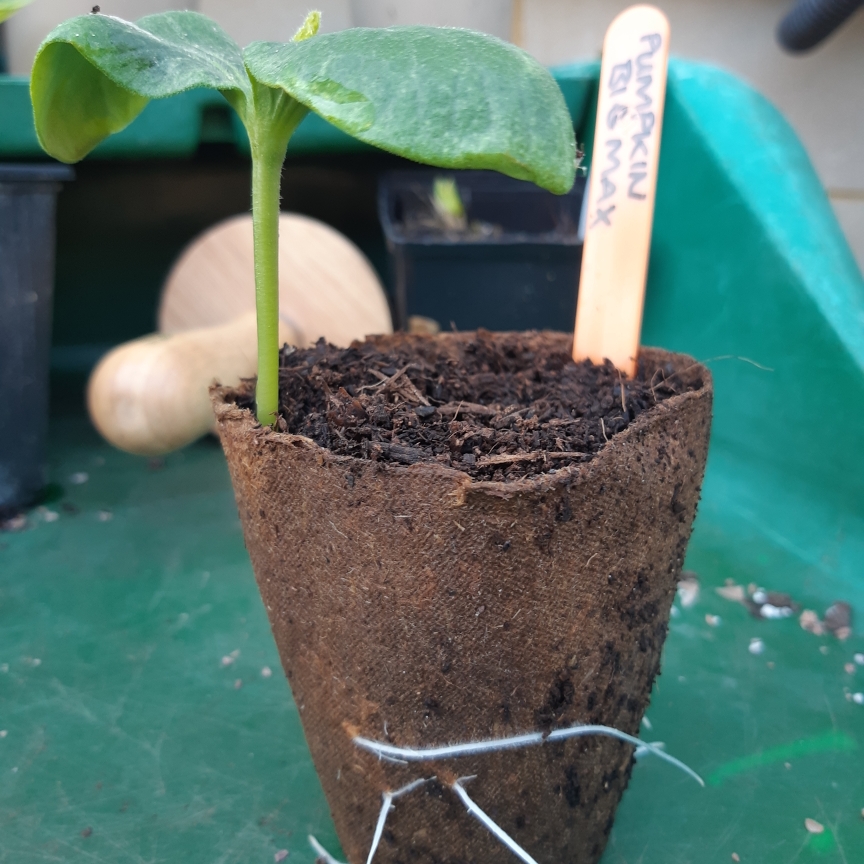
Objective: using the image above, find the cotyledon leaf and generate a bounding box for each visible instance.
[0,0,32,25]
[31,11,251,163]
[32,13,575,194]
[244,27,576,194]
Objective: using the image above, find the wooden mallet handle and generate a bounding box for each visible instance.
[87,312,296,456]
[573,5,670,376]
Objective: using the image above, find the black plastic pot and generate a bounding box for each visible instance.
[0,164,73,516]
[378,169,586,332]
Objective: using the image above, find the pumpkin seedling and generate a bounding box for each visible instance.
[30,9,576,425]
[431,177,467,231]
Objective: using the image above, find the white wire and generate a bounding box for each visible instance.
[451,778,541,864]
[365,779,431,864]
[353,722,704,787]
[354,731,545,760]
[365,791,394,864]
[546,725,703,786]
[634,741,665,760]
[308,835,346,864]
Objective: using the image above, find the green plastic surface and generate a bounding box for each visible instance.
[2,60,864,862]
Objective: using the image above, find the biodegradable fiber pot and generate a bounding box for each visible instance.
[213,332,712,864]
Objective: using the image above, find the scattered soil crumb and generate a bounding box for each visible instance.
[819,645,830,655]
[747,586,797,620]
[748,638,765,655]
[716,581,797,619]
[800,610,825,636]
[81,827,92,838]
[855,653,864,666]
[0,730,7,738]
[237,332,700,482]
[234,678,243,689]
[845,663,856,675]
[221,649,240,668]
[677,572,699,608]
[261,666,273,678]
[68,472,89,485]
[705,614,721,627]
[804,818,824,834]
[716,582,746,603]
[731,854,740,862]
[97,510,113,522]
[824,602,852,640]
[274,851,289,863]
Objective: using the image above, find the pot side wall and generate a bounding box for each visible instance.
[213,340,712,864]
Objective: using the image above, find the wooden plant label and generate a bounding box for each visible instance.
[573,5,670,377]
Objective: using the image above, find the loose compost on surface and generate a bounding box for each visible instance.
[234,330,701,481]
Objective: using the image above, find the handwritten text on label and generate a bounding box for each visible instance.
[589,32,663,229]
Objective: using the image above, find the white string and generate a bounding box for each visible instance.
[353,722,704,787]
[308,835,346,864]
[365,778,431,864]
[451,777,541,864]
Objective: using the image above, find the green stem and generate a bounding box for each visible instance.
[246,84,308,426]
[250,137,284,426]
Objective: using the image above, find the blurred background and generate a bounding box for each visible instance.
[3,0,863,273]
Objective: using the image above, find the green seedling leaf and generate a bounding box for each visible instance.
[31,10,576,427]
[0,0,32,25]
[31,11,251,163]
[245,27,575,194]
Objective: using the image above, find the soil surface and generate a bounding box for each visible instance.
[236,331,700,482]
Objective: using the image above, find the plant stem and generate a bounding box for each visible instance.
[250,137,284,426]
[246,84,308,426]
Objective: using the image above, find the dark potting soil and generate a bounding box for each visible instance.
[236,331,700,482]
